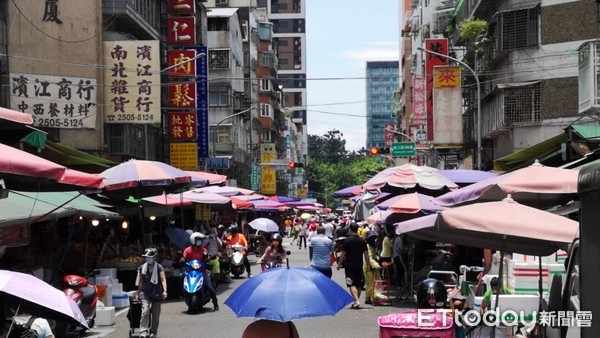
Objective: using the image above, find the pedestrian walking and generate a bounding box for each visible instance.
[336,223,369,309]
[135,248,168,338]
[310,227,334,278]
[363,231,381,305]
[284,216,293,237]
[297,221,308,249]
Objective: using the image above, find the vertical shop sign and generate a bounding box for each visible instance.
[424,38,448,141]
[167,0,195,13]
[104,41,160,124]
[261,166,276,195]
[167,17,196,45]
[167,50,197,77]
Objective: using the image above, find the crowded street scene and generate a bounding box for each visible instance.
[1,0,600,337]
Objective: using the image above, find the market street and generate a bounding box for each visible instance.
[96,239,414,338]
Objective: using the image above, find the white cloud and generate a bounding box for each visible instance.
[340,41,400,68]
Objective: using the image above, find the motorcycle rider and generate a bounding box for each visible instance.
[226,226,252,278]
[257,233,287,266]
[182,232,219,311]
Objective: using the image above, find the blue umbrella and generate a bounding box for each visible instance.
[164,226,191,250]
[224,267,355,322]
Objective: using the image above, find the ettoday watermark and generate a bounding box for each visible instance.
[417,309,592,328]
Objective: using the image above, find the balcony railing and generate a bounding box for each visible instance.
[482,82,541,138]
[103,0,160,39]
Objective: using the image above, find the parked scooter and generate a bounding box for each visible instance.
[57,270,101,335]
[229,244,246,278]
[183,260,211,313]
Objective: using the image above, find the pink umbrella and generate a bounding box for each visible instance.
[190,185,255,196]
[0,144,103,191]
[363,164,458,194]
[100,160,191,198]
[434,160,578,208]
[143,193,193,206]
[370,193,444,225]
[0,107,34,125]
[185,170,227,185]
[395,196,578,256]
[233,194,267,201]
[181,191,231,204]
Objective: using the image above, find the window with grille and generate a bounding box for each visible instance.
[503,82,541,127]
[209,49,230,69]
[260,79,271,92]
[262,129,271,142]
[261,103,272,117]
[498,5,539,51]
[260,52,273,67]
[210,125,232,144]
[209,86,230,106]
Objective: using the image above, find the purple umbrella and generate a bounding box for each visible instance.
[0,270,88,329]
[252,199,284,211]
[438,169,499,185]
[269,195,301,203]
[331,185,361,197]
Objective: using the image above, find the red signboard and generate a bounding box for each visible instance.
[424,38,448,142]
[167,50,197,77]
[169,112,197,141]
[167,17,196,45]
[168,82,197,109]
[384,123,395,147]
[167,0,195,13]
[412,77,427,120]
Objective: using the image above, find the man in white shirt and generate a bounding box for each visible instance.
[13,315,54,338]
[322,217,335,240]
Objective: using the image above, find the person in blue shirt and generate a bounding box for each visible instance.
[310,227,334,278]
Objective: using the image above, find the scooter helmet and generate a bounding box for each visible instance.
[416,278,447,309]
[230,226,239,235]
[271,233,283,244]
[217,224,225,233]
[190,232,206,247]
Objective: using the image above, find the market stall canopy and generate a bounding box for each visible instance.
[438,169,499,186]
[493,134,566,172]
[370,193,444,225]
[268,196,300,203]
[100,160,192,199]
[434,160,578,208]
[184,170,227,186]
[143,193,193,207]
[0,107,33,125]
[363,164,458,194]
[230,197,253,209]
[181,191,232,204]
[331,185,362,198]
[0,191,120,228]
[251,199,285,211]
[0,143,104,191]
[395,197,578,256]
[190,185,255,196]
[232,194,267,201]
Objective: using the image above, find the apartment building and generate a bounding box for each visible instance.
[366,61,400,149]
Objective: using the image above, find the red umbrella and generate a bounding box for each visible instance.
[184,170,227,185]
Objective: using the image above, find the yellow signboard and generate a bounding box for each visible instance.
[261,166,276,195]
[433,65,461,88]
[260,143,276,164]
[170,143,198,170]
[195,204,211,221]
[297,188,307,199]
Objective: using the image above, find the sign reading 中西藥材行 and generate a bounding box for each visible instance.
[10,73,97,129]
[104,41,161,124]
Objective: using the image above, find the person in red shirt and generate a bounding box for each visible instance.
[226,226,252,277]
[182,232,219,311]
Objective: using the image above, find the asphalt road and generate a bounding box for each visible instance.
[95,239,414,338]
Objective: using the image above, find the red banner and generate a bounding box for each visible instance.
[169,112,197,141]
[384,123,395,147]
[167,17,196,45]
[424,38,448,142]
[412,77,426,120]
[167,50,197,77]
[167,0,195,13]
[168,82,197,109]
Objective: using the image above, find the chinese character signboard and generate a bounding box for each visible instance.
[104,41,160,124]
[384,123,395,147]
[10,73,97,129]
[434,66,461,88]
[261,166,276,195]
[167,50,197,76]
[260,143,276,164]
[411,77,428,148]
[424,38,448,141]
[170,143,198,170]
[191,46,209,158]
[169,112,197,141]
[251,165,260,191]
[167,17,196,45]
[433,87,463,144]
[167,0,195,13]
[168,82,197,108]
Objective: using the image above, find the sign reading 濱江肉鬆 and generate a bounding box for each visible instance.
[103,41,160,124]
[10,73,97,129]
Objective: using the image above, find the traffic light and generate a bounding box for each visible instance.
[288,161,304,169]
[370,147,390,155]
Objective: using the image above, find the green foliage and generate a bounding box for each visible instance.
[458,18,488,44]
[306,133,389,206]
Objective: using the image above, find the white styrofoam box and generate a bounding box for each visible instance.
[95,306,115,326]
[508,279,549,295]
[509,261,548,279]
[473,296,483,310]
[112,294,129,308]
[490,294,539,316]
[111,283,123,296]
[95,276,112,286]
[100,285,112,308]
[556,250,568,263]
[97,268,118,281]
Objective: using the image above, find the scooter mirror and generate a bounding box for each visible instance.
[285,251,291,255]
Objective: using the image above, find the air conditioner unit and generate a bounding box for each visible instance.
[411,15,420,32]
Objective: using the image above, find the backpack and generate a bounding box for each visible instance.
[8,316,38,338]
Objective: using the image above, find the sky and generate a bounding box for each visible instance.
[306,0,400,151]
